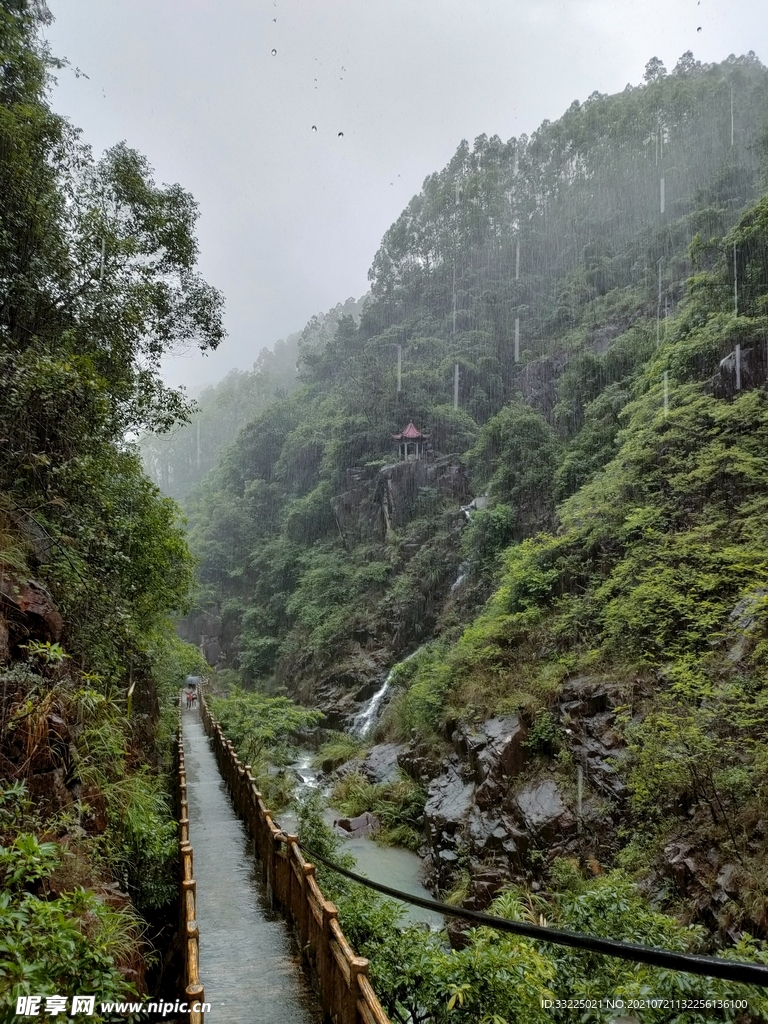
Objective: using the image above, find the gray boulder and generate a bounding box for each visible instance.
[360,743,404,784]
[515,778,574,841]
[335,812,380,837]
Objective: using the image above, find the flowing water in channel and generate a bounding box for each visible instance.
[350,675,392,737]
[351,644,428,739]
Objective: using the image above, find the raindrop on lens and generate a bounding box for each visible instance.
[338,131,344,137]
[311,125,317,132]
[271,48,277,55]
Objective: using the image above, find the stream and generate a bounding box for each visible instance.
[278,749,444,930]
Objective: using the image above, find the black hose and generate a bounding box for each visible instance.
[295,839,768,988]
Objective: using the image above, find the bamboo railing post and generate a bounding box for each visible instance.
[298,862,314,953]
[344,958,369,1024]
[320,901,339,1019]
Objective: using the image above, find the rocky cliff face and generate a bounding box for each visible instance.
[0,573,73,815]
[344,677,634,909]
[331,456,471,545]
[0,575,64,657]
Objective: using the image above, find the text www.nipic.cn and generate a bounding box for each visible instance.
[15,996,212,1017]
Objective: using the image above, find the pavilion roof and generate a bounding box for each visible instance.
[392,421,429,441]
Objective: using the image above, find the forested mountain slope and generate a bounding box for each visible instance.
[140,294,366,502]
[186,52,768,942]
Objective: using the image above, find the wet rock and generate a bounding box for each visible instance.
[515,778,574,840]
[455,715,527,785]
[465,805,526,863]
[332,456,471,546]
[664,841,701,889]
[335,811,380,837]
[330,756,364,779]
[571,736,627,801]
[423,762,475,887]
[398,744,444,786]
[424,764,475,835]
[455,715,529,812]
[0,577,63,643]
[446,917,473,950]
[359,743,404,784]
[716,863,739,894]
[309,652,386,728]
[467,864,513,909]
[560,676,611,716]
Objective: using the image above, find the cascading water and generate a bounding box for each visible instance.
[350,645,427,738]
[350,674,392,738]
[450,561,469,592]
[282,642,441,929]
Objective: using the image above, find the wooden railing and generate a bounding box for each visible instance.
[176,705,205,1023]
[199,690,390,1024]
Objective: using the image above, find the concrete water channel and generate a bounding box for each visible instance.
[182,709,323,1024]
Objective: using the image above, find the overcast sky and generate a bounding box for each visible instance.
[44,0,768,394]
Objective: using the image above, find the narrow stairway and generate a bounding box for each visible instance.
[182,708,323,1024]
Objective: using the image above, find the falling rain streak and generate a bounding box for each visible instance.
[734,242,738,315]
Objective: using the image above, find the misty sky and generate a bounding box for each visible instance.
[44,0,768,394]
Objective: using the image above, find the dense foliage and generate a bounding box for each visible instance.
[0,783,143,1007]
[139,295,365,502]
[184,50,768,702]
[208,684,322,808]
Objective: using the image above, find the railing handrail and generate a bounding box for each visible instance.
[197,687,768,998]
[177,698,205,1023]
[296,840,768,988]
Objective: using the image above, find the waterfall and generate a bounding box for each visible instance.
[351,675,392,738]
[451,562,469,592]
[350,645,427,738]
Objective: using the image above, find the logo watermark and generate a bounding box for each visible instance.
[15,996,211,1017]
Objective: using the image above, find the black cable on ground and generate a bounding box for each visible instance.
[295,839,768,988]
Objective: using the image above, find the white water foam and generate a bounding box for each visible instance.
[351,675,392,738]
[350,645,428,738]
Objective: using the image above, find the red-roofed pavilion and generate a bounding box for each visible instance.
[392,422,430,461]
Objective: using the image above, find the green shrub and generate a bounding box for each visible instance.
[331,770,426,850]
[0,790,142,1013]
